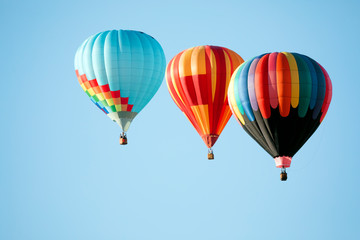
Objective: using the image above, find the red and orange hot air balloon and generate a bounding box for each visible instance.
[166,45,244,159]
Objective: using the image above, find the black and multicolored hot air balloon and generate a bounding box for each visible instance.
[74,30,166,144]
[228,52,332,180]
[166,45,244,159]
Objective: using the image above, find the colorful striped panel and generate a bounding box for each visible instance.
[228,52,332,159]
[166,45,244,148]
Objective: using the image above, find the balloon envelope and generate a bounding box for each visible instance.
[75,30,166,133]
[166,45,244,150]
[228,52,332,168]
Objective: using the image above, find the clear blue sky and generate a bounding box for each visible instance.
[1,0,359,239]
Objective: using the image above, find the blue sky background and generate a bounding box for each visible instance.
[1,0,359,239]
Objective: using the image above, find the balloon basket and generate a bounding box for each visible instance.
[207,149,214,160]
[280,168,287,181]
[119,134,128,145]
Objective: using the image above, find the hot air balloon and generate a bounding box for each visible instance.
[74,30,166,144]
[228,52,332,180]
[166,45,244,159]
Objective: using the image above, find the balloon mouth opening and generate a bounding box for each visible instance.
[274,156,292,168]
[201,134,219,148]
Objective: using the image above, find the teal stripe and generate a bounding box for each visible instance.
[74,39,88,75]
[301,55,318,110]
[310,59,326,119]
[233,63,246,115]
[238,59,255,121]
[82,33,101,80]
[132,32,166,113]
[105,30,124,92]
[92,31,110,86]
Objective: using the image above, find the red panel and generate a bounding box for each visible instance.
[111,90,120,98]
[99,84,110,93]
[268,52,279,109]
[192,74,209,105]
[121,97,129,104]
[255,54,271,119]
[205,46,214,133]
[89,79,99,87]
[211,46,227,130]
[180,75,198,106]
[80,74,88,83]
[127,105,133,111]
[319,65,332,122]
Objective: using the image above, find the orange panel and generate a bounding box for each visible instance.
[276,53,292,117]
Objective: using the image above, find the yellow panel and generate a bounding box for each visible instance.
[198,104,210,133]
[96,94,105,101]
[227,49,244,69]
[106,98,114,106]
[115,105,122,111]
[233,105,245,125]
[179,48,194,78]
[169,59,185,106]
[190,105,206,135]
[80,84,86,92]
[88,88,95,96]
[191,46,206,75]
[209,49,217,102]
[165,68,179,108]
[282,52,299,108]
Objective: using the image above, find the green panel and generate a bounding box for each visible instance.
[101,100,109,107]
[110,105,117,112]
[293,54,312,118]
[92,95,99,102]
[85,90,91,97]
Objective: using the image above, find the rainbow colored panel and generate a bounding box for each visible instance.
[228,52,332,158]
